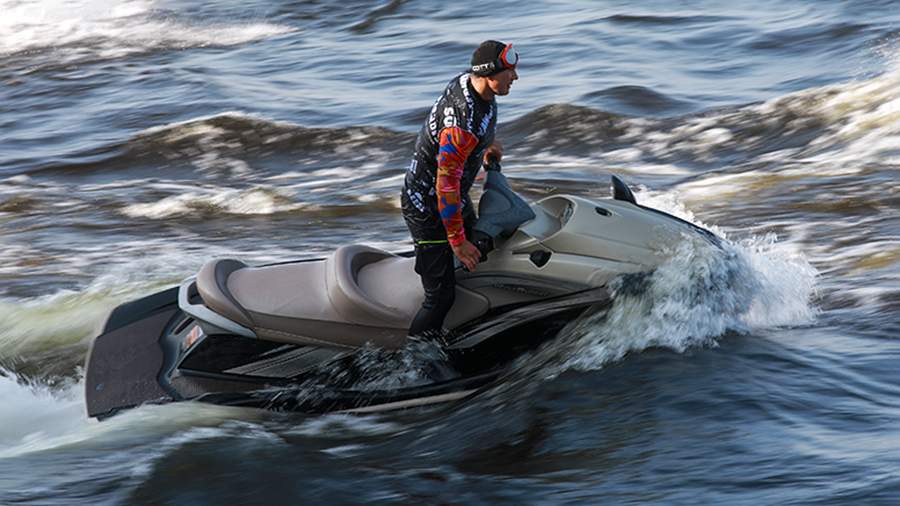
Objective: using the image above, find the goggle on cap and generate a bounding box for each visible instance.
[470,40,518,76]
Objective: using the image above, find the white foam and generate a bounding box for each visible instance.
[282,166,375,189]
[817,238,900,265]
[694,127,734,146]
[321,444,366,457]
[832,286,898,310]
[309,167,359,179]
[631,115,734,161]
[76,178,159,192]
[673,166,861,206]
[511,151,693,177]
[0,291,109,357]
[806,238,900,301]
[0,242,47,278]
[0,244,211,356]
[138,111,291,138]
[633,187,727,237]
[120,185,305,219]
[558,234,818,372]
[674,171,764,201]
[2,175,31,185]
[0,371,266,459]
[367,173,405,189]
[595,51,900,172]
[754,54,900,165]
[0,0,294,59]
[0,373,85,457]
[603,147,643,162]
[286,414,406,438]
[735,234,821,328]
[0,277,180,358]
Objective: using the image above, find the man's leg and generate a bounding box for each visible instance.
[408,242,456,338]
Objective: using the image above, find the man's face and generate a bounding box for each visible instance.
[487,68,518,96]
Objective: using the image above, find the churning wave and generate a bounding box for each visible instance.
[16,60,899,181]
[507,60,900,168]
[0,0,294,63]
[558,233,818,373]
[0,258,194,364]
[127,112,410,166]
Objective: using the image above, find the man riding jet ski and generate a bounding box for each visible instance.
[84,161,720,419]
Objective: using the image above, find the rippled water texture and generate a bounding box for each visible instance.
[1,0,898,504]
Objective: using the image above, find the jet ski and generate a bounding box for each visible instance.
[85,160,720,419]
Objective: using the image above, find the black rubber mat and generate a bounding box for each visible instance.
[85,308,176,418]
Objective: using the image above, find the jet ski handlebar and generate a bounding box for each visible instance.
[471,158,537,262]
[472,155,504,261]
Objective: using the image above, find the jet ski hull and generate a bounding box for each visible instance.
[85,285,606,419]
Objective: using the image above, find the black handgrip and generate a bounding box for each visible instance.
[471,230,494,261]
[483,155,502,172]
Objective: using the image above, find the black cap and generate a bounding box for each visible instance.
[470,40,507,76]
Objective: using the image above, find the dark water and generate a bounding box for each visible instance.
[1,0,899,504]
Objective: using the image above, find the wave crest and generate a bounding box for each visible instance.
[0,0,294,61]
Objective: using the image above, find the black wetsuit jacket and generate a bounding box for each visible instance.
[401,73,497,242]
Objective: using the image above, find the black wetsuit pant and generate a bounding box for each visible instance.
[403,210,475,337]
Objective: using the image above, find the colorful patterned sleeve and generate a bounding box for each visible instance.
[436,126,479,247]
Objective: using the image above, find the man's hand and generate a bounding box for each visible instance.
[478,141,503,181]
[483,141,503,164]
[451,240,481,271]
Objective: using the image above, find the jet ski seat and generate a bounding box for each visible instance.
[195,245,425,349]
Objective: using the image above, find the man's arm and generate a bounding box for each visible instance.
[436,127,481,270]
[436,126,478,246]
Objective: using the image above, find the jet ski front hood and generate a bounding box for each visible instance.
[469,172,721,291]
[518,194,697,265]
